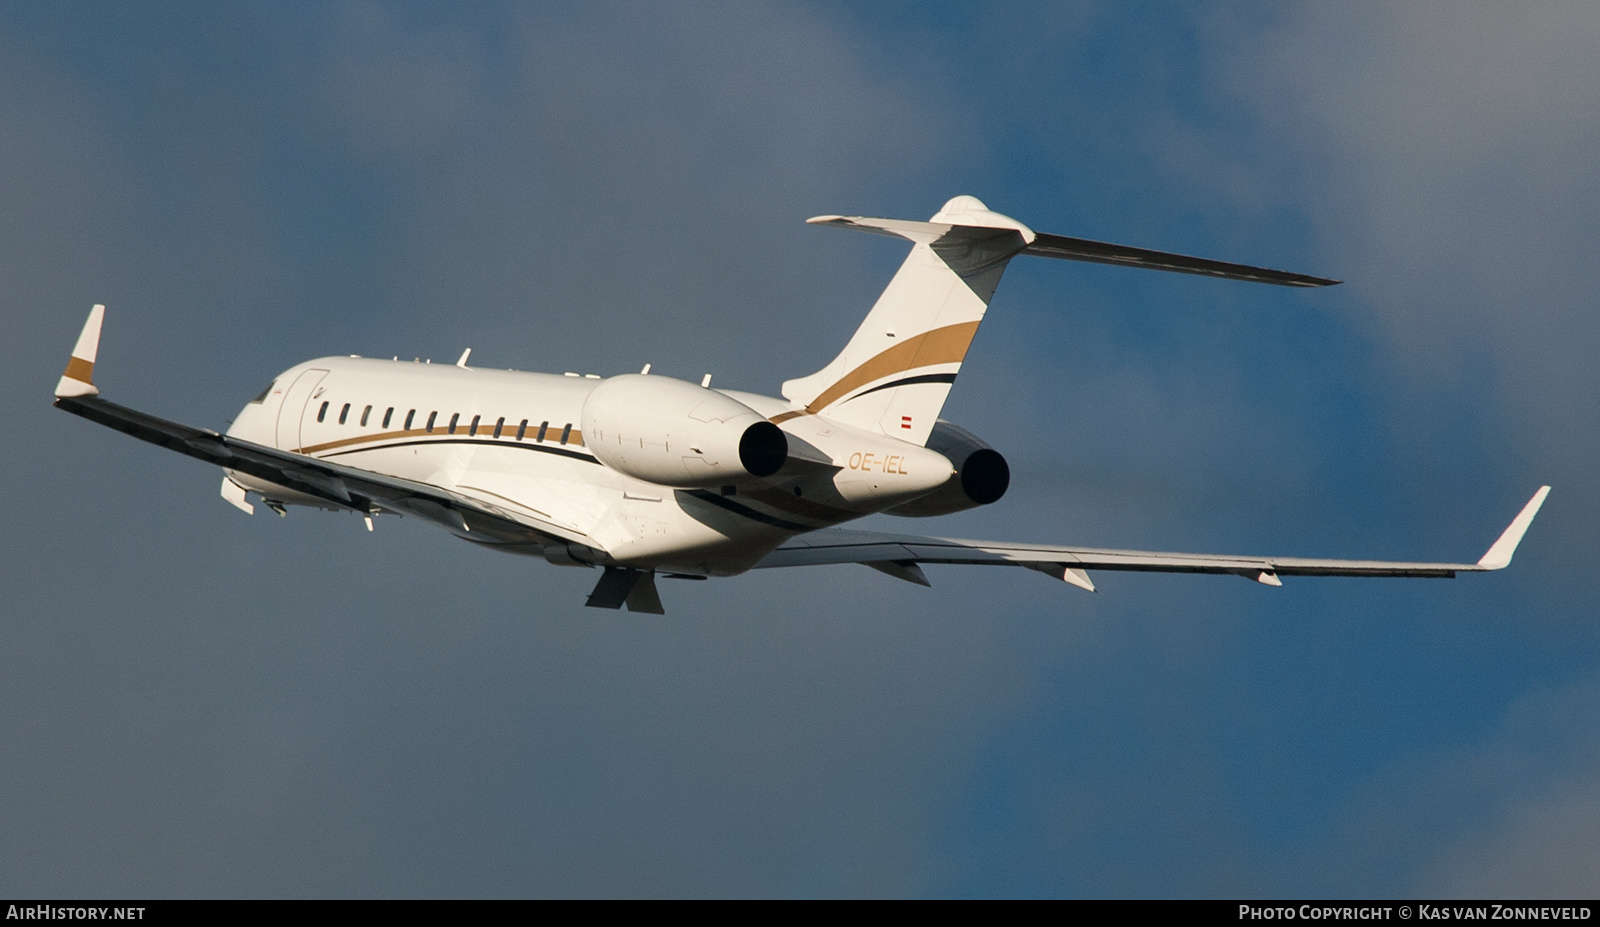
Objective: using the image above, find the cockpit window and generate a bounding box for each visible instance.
[249,381,275,404]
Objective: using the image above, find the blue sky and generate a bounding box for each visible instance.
[3,2,1597,897]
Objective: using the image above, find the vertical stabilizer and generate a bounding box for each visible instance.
[782,197,1033,445]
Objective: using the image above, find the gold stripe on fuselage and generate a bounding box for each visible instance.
[296,426,586,456]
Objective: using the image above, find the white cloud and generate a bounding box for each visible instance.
[1181,6,1600,893]
[302,2,955,391]
[1328,673,1600,897]
[1425,767,1600,896]
[1210,3,1600,452]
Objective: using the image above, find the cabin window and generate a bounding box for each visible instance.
[317,401,328,422]
[536,421,549,442]
[448,413,460,435]
[493,417,505,439]
[339,403,351,425]
[382,407,394,428]
[404,409,415,430]
[560,423,572,445]
[469,414,481,436]
[360,405,372,427]
[516,419,527,440]
[425,411,437,433]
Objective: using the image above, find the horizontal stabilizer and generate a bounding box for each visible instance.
[806,213,1032,248]
[810,210,1339,287]
[1023,233,1340,287]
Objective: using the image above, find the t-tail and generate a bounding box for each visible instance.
[781,196,1030,445]
[785,196,1339,446]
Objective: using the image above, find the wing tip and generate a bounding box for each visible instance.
[1477,485,1552,570]
[55,304,106,399]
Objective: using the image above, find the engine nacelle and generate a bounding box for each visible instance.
[580,374,788,488]
[881,420,1009,517]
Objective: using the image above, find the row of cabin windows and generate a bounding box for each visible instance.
[315,401,574,444]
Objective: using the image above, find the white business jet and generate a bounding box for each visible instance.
[55,196,1549,613]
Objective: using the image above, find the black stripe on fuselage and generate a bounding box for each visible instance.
[318,436,601,464]
[684,489,813,532]
[846,372,957,402]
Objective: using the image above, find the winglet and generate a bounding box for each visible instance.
[56,304,105,398]
[1477,486,1552,570]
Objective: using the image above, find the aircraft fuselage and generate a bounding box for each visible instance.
[225,356,956,576]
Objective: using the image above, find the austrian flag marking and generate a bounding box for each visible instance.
[901,415,912,429]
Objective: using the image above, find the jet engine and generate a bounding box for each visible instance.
[580,374,788,488]
[882,420,1009,517]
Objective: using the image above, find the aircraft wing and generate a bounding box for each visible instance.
[52,307,589,550]
[756,487,1550,591]
[56,392,591,549]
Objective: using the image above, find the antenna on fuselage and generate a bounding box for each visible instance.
[456,348,472,368]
